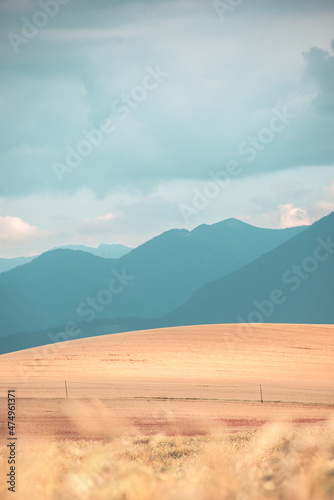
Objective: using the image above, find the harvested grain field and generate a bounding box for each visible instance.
[0,324,333,439]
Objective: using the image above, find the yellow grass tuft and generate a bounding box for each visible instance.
[1,421,334,499]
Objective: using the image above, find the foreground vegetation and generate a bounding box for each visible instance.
[1,422,334,499]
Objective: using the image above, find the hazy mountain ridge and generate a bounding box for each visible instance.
[0,243,133,275]
[0,256,36,274]
[55,243,132,259]
[164,212,334,327]
[0,218,307,344]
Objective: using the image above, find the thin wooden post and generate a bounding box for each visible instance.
[65,380,68,399]
[260,384,263,403]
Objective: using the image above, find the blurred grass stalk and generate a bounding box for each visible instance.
[1,420,334,499]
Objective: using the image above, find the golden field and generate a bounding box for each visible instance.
[0,324,333,498]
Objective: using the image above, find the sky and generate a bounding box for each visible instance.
[0,0,334,258]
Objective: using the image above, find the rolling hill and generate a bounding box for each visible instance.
[1,324,333,437]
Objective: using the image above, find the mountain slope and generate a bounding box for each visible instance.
[0,244,133,276]
[164,212,334,327]
[0,256,36,274]
[55,243,132,259]
[116,219,306,317]
[0,250,139,337]
[0,219,306,338]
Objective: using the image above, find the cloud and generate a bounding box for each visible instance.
[322,180,334,197]
[315,199,334,213]
[0,166,333,258]
[314,181,334,214]
[1,1,334,200]
[80,213,116,235]
[0,215,37,246]
[94,213,116,222]
[1,0,334,258]
[277,204,311,228]
[302,44,334,112]
[250,173,334,229]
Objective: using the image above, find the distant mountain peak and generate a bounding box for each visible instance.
[192,218,251,235]
[222,217,247,226]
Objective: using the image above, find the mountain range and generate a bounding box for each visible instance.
[55,243,132,259]
[164,212,334,327]
[0,243,132,274]
[1,214,333,355]
[0,218,305,342]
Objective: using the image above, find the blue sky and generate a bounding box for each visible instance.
[0,0,334,257]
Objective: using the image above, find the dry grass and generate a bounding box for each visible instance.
[1,422,334,499]
[1,325,333,439]
[1,325,333,497]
